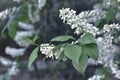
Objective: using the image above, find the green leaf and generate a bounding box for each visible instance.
[72,52,88,74]
[96,19,107,29]
[58,51,66,61]
[82,43,99,60]
[52,44,65,54]
[28,47,39,69]
[51,35,75,42]
[78,33,96,45]
[8,20,18,38]
[106,7,116,21]
[23,37,35,45]
[64,45,81,64]
[32,35,38,42]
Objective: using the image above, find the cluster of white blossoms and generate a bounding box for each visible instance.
[5,47,25,58]
[40,43,64,59]
[8,62,20,76]
[78,9,106,23]
[28,0,46,23]
[103,24,119,32]
[28,4,40,23]
[59,8,99,35]
[0,56,12,66]
[14,22,35,47]
[0,7,16,20]
[110,60,120,79]
[0,56,19,76]
[88,75,105,80]
[40,44,55,58]
[38,0,46,10]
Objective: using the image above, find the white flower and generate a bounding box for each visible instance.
[5,47,25,58]
[28,4,40,23]
[0,7,16,20]
[8,62,19,75]
[0,56,12,66]
[59,8,99,35]
[88,75,105,80]
[38,0,46,10]
[40,44,54,58]
[14,31,34,47]
[103,24,119,32]
[18,21,34,30]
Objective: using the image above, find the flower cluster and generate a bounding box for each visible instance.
[40,44,55,58]
[5,47,25,58]
[110,60,120,78]
[40,43,64,59]
[0,56,12,66]
[88,75,105,80]
[78,9,106,23]
[0,7,16,20]
[28,4,40,23]
[59,8,99,35]
[38,0,46,10]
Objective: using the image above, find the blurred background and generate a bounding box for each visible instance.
[0,0,120,80]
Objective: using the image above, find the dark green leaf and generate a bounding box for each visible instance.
[64,45,81,64]
[23,37,35,45]
[82,43,99,60]
[28,47,39,69]
[51,35,75,42]
[8,20,17,38]
[96,19,107,29]
[78,33,96,45]
[72,52,88,74]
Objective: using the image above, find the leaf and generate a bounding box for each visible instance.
[64,45,81,64]
[52,44,65,54]
[72,52,88,74]
[51,35,75,42]
[28,47,39,69]
[23,37,35,45]
[106,7,116,21]
[78,33,96,45]
[82,43,99,60]
[32,35,38,42]
[58,51,66,61]
[8,20,17,38]
[96,19,107,29]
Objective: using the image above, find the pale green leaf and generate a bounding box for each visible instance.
[78,33,96,45]
[51,35,75,42]
[64,45,81,64]
[28,47,39,69]
[72,52,88,74]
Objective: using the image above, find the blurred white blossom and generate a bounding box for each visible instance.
[14,31,35,47]
[0,7,16,20]
[0,56,12,66]
[18,21,34,30]
[5,47,25,57]
[8,62,19,75]
[38,0,46,10]
[88,75,105,80]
